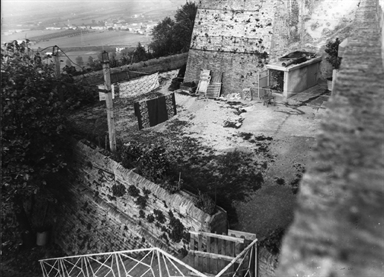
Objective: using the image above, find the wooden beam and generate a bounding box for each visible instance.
[228,230,257,241]
[189,231,244,244]
[188,250,243,263]
[102,61,116,153]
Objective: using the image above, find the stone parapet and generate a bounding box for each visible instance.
[276,0,384,276]
[54,140,227,256]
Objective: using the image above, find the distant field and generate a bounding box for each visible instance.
[3,30,151,50]
[2,30,60,42]
[33,31,152,49]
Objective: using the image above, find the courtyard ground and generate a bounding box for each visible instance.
[1,71,330,277]
[70,70,330,238]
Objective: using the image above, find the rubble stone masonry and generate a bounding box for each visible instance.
[185,0,361,96]
[53,141,227,256]
[277,0,384,276]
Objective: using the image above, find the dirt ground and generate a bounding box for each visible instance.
[70,70,330,238]
[1,71,329,276]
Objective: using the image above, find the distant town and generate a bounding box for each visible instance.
[3,14,157,37]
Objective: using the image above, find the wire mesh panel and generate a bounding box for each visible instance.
[40,248,207,277]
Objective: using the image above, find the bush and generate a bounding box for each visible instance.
[153,209,166,224]
[168,211,186,243]
[194,192,216,215]
[111,183,126,197]
[325,38,342,70]
[121,142,179,193]
[259,227,286,255]
[128,185,140,197]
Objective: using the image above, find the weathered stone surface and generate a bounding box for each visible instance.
[276,0,384,276]
[185,0,361,96]
[54,141,227,256]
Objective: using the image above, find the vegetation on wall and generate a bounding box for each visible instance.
[118,137,264,222]
[121,142,180,193]
[167,211,187,243]
[325,38,342,70]
[259,227,286,255]
[111,183,126,197]
[270,70,284,92]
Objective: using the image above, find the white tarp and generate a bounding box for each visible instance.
[119,72,160,98]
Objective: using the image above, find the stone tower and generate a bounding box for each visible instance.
[184,0,360,96]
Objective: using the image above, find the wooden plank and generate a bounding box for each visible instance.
[202,239,208,273]
[188,251,243,263]
[197,234,203,272]
[218,237,226,271]
[194,235,200,270]
[206,237,212,274]
[226,241,235,275]
[228,230,257,242]
[206,83,222,98]
[189,234,196,267]
[189,231,244,244]
[212,237,218,273]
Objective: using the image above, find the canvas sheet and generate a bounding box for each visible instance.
[134,93,177,130]
[119,72,160,98]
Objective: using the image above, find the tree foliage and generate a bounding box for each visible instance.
[325,38,342,70]
[1,40,97,247]
[149,1,197,57]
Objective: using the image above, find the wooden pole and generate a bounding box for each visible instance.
[53,46,62,101]
[102,59,116,153]
[53,53,60,79]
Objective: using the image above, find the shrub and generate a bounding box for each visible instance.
[128,185,140,197]
[168,210,186,243]
[146,214,155,223]
[325,38,342,70]
[194,192,216,215]
[139,210,146,218]
[259,227,286,255]
[153,209,166,224]
[135,195,147,209]
[111,183,126,197]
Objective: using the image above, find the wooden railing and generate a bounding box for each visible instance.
[188,230,258,277]
[39,232,258,277]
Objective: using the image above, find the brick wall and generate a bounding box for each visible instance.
[276,0,384,276]
[53,141,227,256]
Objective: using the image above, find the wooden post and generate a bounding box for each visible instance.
[102,52,116,153]
[53,47,60,79]
[52,46,63,102]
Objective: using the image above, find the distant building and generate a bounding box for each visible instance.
[46,27,61,30]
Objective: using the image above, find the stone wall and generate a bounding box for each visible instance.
[185,0,274,96]
[185,0,361,96]
[276,0,384,276]
[74,53,188,85]
[54,141,227,256]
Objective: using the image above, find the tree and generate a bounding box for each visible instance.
[149,2,197,57]
[149,17,175,57]
[75,56,84,67]
[65,58,71,67]
[87,56,95,68]
[1,40,97,250]
[130,43,149,64]
[173,1,198,52]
